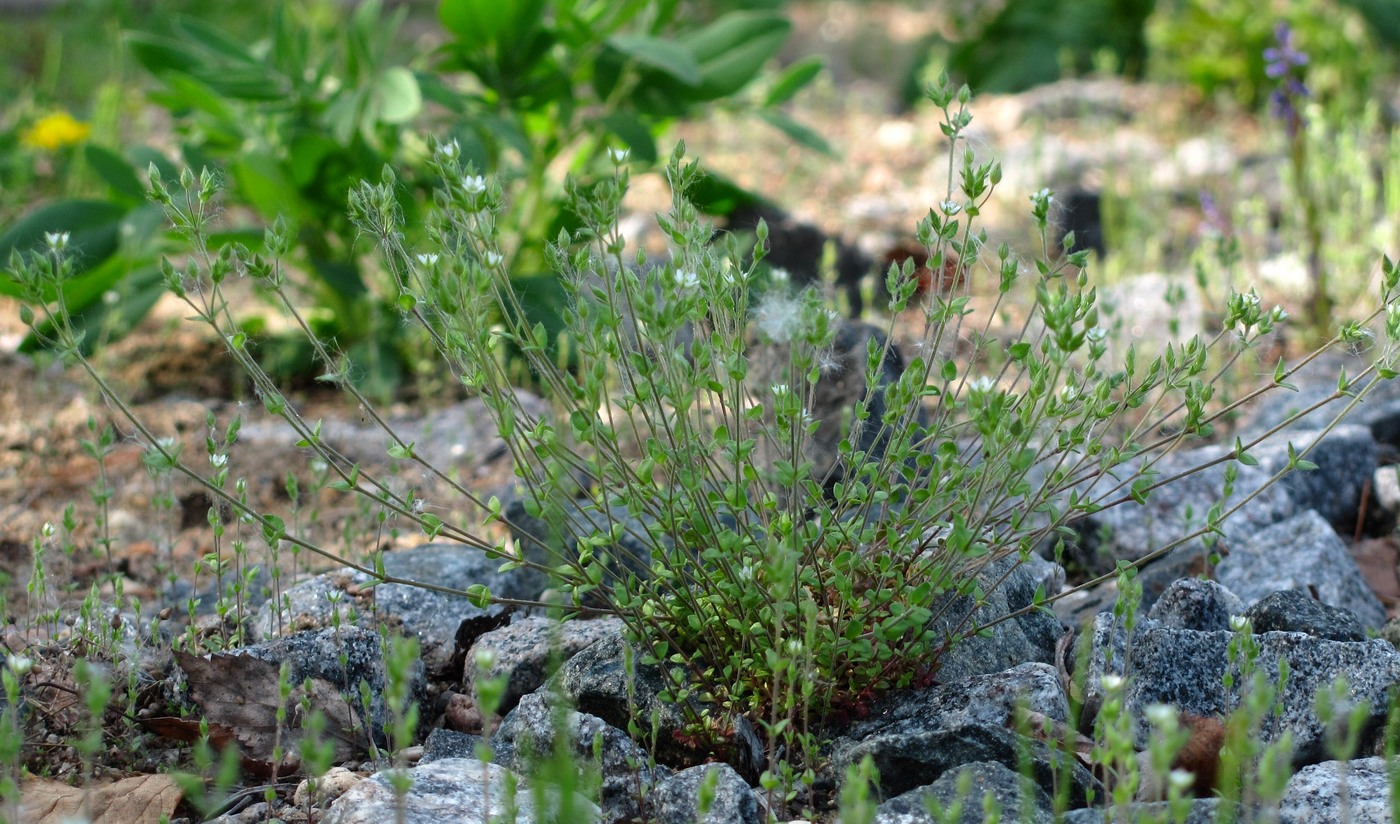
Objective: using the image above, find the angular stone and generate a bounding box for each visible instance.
[1251,424,1377,536]
[1216,509,1386,629]
[1068,444,1295,609]
[464,616,624,713]
[254,543,543,676]
[928,555,1065,685]
[650,763,762,824]
[1124,626,1400,760]
[830,721,1100,808]
[1279,757,1395,824]
[1244,589,1365,642]
[873,761,1053,824]
[1148,579,1245,632]
[492,691,669,824]
[835,663,1070,745]
[321,757,598,824]
[1061,799,1230,823]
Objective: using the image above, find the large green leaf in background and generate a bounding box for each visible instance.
[0,200,168,354]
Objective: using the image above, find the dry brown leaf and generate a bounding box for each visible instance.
[174,649,364,775]
[19,773,181,824]
[1351,536,1400,608]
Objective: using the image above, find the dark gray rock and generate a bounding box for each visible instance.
[1066,444,1295,610]
[504,495,662,591]
[1062,799,1230,823]
[1244,589,1366,642]
[237,625,414,747]
[927,555,1065,685]
[465,616,624,712]
[719,201,872,316]
[254,543,543,676]
[420,727,480,763]
[1124,627,1400,760]
[321,757,598,824]
[493,691,670,824]
[650,763,762,824]
[1279,757,1395,823]
[1148,578,1245,632]
[833,663,1070,745]
[1237,353,1400,447]
[548,625,768,782]
[829,721,1100,809]
[1215,509,1386,629]
[1252,424,1378,536]
[873,760,1053,824]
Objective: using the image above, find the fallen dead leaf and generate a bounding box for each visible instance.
[19,773,181,824]
[1351,536,1400,610]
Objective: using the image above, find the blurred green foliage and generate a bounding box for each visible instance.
[2,0,823,398]
[1147,0,1396,111]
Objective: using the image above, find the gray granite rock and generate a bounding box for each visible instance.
[465,616,624,713]
[321,757,598,824]
[546,626,756,772]
[829,721,1100,809]
[873,760,1054,824]
[927,555,1065,685]
[1124,627,1400,760]
[254,543,544,676]
[835,663,1070,745]
[1215,509,1386,629]
[1066,444,1295,610]
[650,763,762,824]
[419,727,480,763]
[234,625,413,748]
[1237,353,1400,447]
[492,691,670,824]
[1244,589,1366,642]
[1279,757,1395,824]
[1251,424,1378,536]
[1061,799,1230,823]
[1148,578,1245,632]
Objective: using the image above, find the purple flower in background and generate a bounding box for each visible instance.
[1265,22,1309,136]
[1264,22,1309,77]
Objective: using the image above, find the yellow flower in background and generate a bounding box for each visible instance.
[21,111,91,151]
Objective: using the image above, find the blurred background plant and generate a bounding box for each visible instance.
[2,0,824,397]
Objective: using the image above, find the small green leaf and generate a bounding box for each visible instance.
[756,111,833,156]
[607,34,701,86]
[764,56,823,106]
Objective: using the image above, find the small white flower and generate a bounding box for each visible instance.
[1145,704,1177,726]
[607,147,630,164]
[1168,769,1194,791]
[940,199,962,216]
[674,269,700,290]
[769,268,791,285]
[770,384,790,397]
[1086,327,1108,343]
[461,175,487,195]
[416,253,440,267]
[786,638,804,656]
[5,655,32,675]
[474,649,498,671]
[210,453,228,468]
[1100,673,1124,691]
[483,251,504,268]
[438,139,459,160]
[969,376,996,394]
[102,290,120,306]
[1033,188,1054,205]
[44,231,70,251]
[1229,615,1251,632]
